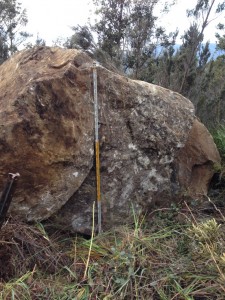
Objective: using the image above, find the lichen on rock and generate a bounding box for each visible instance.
[0,46,221,234]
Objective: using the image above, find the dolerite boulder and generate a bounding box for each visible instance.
[0,46,221,233]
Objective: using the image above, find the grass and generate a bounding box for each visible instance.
[211,125,225,159]
[210,124,225,207]
[0,201,225,299]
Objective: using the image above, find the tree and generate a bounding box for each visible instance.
[177,0,225,96]
[149,0,225,99]
[0,0,29,64]
[64,25,95,52]
[215,22,225,51]
[194,55,225,126]
[169,24,202,96]
[0,34,8,64]
[92,0,176,78]
[64,0,177,79]
[151,30,178,87]
[93,0,130,63]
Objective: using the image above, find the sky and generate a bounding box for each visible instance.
[19,0,225,46]
[20,0,94,45]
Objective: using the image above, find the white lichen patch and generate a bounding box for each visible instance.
[141,177,158,192]
[46,205,55,212]
[159,155,173,165]
[108,161,122,173]
[137,96,144,104]
[140,168,165,192]
[120,178,134,202]
[131,108,138,117]
[137,154,150,168]
[128,143,137,150]
[176,142,184,148]
[113,150,119,158]
[89,148,94,155]
[73,172,79,177]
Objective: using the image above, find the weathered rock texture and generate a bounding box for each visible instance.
[175,119,221,197]
[0,46,221,233]
[0,47,94,220]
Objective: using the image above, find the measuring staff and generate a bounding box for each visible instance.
[93,62,102,233]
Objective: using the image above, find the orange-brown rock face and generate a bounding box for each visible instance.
[175,119,221,197]
[0,46,221,233]
[0,47,94,220]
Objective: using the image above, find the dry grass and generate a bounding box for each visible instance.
[0,200,224,299]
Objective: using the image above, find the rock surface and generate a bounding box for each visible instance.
[0,47,94,220]
[174,119,221,197]
[0,46,221,233]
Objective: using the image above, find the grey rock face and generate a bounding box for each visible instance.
[57,76,196,234]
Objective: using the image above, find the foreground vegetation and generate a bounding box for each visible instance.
[0,198,225,299]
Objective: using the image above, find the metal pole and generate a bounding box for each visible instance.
[0,172,20,229]
[93,62,102,233]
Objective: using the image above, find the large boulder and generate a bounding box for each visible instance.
[0,47,221,233]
